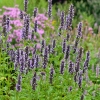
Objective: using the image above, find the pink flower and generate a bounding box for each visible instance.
[37,28,44,35]
[36,43,41,49]
[7,34,14,42]
[88,27,93,34]
[13,20,22,27]
[88,27,93,31]
[3,6,20,18]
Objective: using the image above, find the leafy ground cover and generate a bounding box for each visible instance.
[0,0,100,100]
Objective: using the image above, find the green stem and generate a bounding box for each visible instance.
[16,91,19,100]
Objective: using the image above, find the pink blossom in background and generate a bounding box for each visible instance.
[14,29,22,41]
[88,27,93,31]
[36,43,41,49]
[88,27,93,34]
[3,6,20,18]
[7,34,14,42]
[11,20,22,27]
[37,28,44,35]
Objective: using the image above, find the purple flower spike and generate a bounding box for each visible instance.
[34,20,38,32]
[64,45,70,60]
[33,7,38,18]
[60,60,65,74]
[2,15,7,36]
[60,11,65,29]
[24,0,28,12]
[32,72,37,90]
[49,67,54,84]
[62,39,66,53]
[16,74,22,92]
[48,0,52,18]
[19,10,23,19]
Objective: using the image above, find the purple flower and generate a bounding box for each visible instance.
[24,0,28,12]
[33,7,38,18]
[60,60,65,74]
[16,74,22,92]
[31,72,37,90]
[48,0,52,18]
[49,67,54,84]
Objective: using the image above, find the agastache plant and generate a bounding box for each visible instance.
[19,10,23,19]
[64,45,70,60]
[62,39,66,53]
[31,30,34,41]
[24,0,28,12]
[77,22,82,37]
[78,71,83,88]
[66,33,70,41]
[51,39,56,54]
[48,0,52,18]
[31,72,37,90]
[60,11,65,29]
[25,15,30,39]
[83,51,90,73]
[34,20,38,32]
[33,7,38,18]
[65,4,74,30]
[73,22,82,53]
[68,61,74,74]
[42,47,48,69]
[60,60,65,74]
[6,17,10,33]
[75,60,80,73]
[49,67,54,84]
[58,26,62,36]
[16,74,22,92]
[41,40,45,55]
[76,47,83,62]
[2,15,7,36]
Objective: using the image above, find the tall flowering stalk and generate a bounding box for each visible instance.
[51,39,56,54]
[34,20,38,32]
[73,22,82,53]
[32,72,37,90]
[16,74,22,92]
[65,4,74,30]
[25,15,30,39]
[42,47,48,69]
[60,11,65,29]
[2,15,7,36]
[62,39,66,53]
[83,51,90,73]
[48,0,52,18]
[60,60,65,74]
[64,45,70,60]
[68,61,74,74]
[6,17,10,33]
[49,67,54,84]
[78,73,82,88]
[66,33,70,41]
[77,22,82,37]
[24,0,28,12]
[33,8,38,18]
[19,10,23,19]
